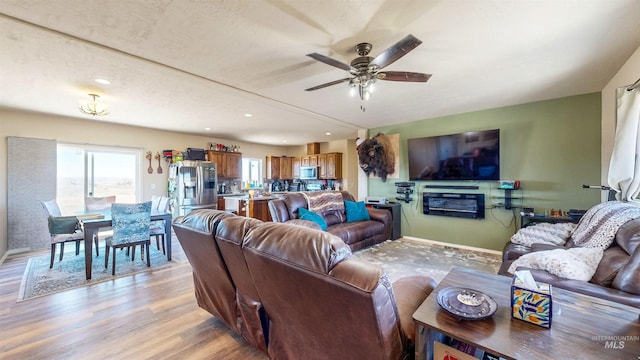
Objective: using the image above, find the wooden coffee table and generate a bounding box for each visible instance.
[413,267,640,360]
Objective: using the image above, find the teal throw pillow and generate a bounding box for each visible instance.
[298,207,327,231]
[344,200,371,223]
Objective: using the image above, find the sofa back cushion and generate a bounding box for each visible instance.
[283,193,308,220]
[242,222,404,360]
[302,191,346,226]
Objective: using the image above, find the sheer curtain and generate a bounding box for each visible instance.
[608,86,640,202]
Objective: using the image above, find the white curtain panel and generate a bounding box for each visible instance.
[608,87,640,202]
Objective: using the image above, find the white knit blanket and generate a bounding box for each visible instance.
[570,201,640,249]
[510,222,576,247]
[508,201,640,280]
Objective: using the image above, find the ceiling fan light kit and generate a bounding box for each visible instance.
[306,34,431,110]
[79,93,110,116]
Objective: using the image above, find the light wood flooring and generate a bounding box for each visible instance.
[0,239,266,360]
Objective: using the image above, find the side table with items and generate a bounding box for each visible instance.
[412,267,640,360]
[519,208,585,229]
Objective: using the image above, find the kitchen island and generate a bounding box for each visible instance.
[221,194,279,222]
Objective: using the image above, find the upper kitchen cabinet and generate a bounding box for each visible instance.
[208,150,242,179]
[318,154,327,178]
[266,155,281,180]
[299,152,341,179]
[280,157,293,180]
[225,152,242,179]
[292,157,301,179]
[324,152,342,179]
[301,155,318,167]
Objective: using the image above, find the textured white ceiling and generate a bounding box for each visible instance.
[1,0,640,145]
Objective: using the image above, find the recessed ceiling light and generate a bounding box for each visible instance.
[282,140,287,143]
[244,113,253,117]
[204,127,211,131]
[95,78,111,85]
[325,132,331,136]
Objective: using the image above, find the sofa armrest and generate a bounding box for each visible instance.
[531,243,566,252]
[367,207,392,224]
[393,276,437,342]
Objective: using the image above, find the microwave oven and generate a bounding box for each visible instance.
[299,166,318,180]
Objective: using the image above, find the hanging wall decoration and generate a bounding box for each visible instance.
[145,151,153,174]
[356,133,398,181]
[155,152,163,174]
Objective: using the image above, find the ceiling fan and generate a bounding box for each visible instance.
[305,34,431,106]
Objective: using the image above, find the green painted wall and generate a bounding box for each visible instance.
[368,93,601,251]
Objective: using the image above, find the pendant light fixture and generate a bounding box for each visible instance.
[79,93,110,116]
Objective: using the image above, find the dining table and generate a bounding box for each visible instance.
[76,209,173,280]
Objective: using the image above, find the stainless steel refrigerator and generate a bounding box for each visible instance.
[168,160,217,216]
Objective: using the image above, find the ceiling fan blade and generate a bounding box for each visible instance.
[305,78,352,91]
[306,53,353,71]
[369,34,423,70]
[376,71,431,82]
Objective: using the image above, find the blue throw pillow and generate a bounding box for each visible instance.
[298,207,328,231]
[344,200,371,223]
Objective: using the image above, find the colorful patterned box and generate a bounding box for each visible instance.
[511,277,552,328]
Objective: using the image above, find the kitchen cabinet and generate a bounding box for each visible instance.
[208,150,242,179]
[226,197,272,222]
[225,152,242,179]
[324,152,342,179]
[266,156,281,180]
[280,157,293,179]
[248,198,272,222]
[318,154,327,178]
[293,157,301,178]
[294,153,342,179]
[301,155,318,167]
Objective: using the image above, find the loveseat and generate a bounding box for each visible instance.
[173,209,437,359]
[268,190,392,251]
[498,201,640,308]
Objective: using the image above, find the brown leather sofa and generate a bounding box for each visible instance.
[498,218,640,308]
[268,191,392,251]
[173,209,437,359]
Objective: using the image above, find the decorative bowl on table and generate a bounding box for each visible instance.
[436,286,498,320]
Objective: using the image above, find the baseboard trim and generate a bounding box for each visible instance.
[402,236,502,257]
[0,247,31,266]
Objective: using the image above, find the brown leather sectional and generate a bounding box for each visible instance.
[173,209,437,359]
[268,191,392,251]
[498,218,640,308]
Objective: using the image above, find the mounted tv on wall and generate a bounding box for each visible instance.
[407,129,500,181]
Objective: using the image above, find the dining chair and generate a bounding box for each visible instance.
[150,195,170,255]
[85,195,116,256]
[41,200,84,268]
[104,202,152,275]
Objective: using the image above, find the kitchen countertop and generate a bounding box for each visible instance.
[221,194,281,201]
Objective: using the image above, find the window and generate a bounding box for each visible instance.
[242,158,262,187]
[56,144,141,214]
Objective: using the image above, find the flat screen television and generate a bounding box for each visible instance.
[407,129,500,181]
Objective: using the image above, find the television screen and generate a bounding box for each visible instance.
[408,129,500,181]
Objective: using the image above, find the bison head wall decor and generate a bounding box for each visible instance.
[356,133,395,182]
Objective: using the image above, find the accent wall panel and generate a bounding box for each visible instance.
[7,136,56,251]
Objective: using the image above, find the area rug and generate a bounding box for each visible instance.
[352,237,502,283]
[17,244,172,302]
